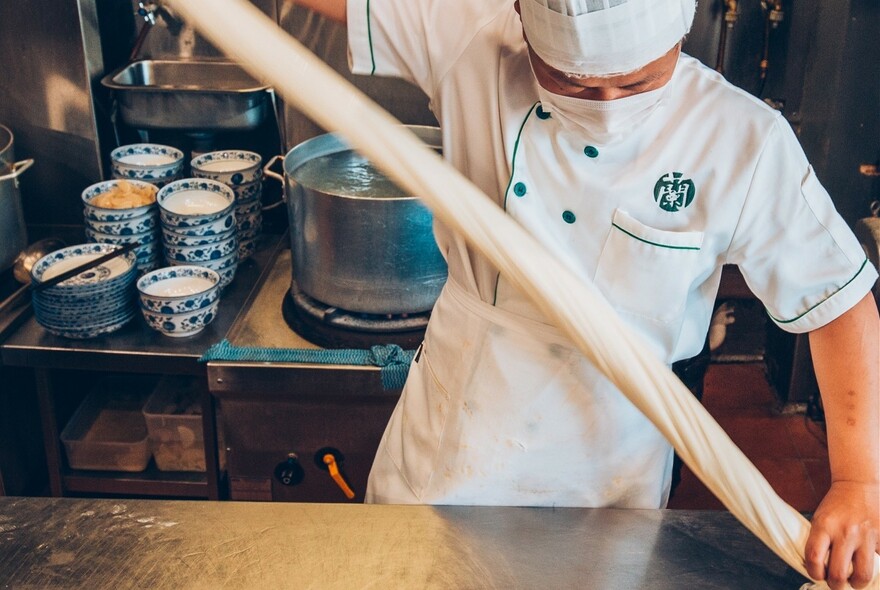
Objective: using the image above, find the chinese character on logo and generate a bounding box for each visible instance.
[653,172,696,212]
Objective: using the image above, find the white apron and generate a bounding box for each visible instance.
[366,278,674,507]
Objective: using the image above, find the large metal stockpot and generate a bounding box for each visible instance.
[0,125,32,272]
[267,126,447,315]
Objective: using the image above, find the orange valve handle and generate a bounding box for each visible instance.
[323,453,355,499]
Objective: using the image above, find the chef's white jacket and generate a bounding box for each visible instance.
[346,0,877,508]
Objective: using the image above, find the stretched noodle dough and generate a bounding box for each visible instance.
[163,1,878,588]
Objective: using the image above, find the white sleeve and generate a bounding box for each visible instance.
[347,0,508,99]
[727,116,877,333]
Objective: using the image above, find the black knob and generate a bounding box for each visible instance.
[274,454,305,486]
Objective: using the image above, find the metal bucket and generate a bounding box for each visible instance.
[265,126,448,315]
[0,125,32,272]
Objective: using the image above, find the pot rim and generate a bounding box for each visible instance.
[284,125,441,202]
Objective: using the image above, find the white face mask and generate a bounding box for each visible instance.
[535,82,668,144]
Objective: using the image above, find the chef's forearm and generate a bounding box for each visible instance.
[285,0,347,24]
[809,293,880,484]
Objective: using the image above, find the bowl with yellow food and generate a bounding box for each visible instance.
[82,179,158,221]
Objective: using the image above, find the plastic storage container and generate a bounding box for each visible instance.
[60,378,153,472]
[143,376,206,472]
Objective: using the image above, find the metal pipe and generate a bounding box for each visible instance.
[715,0,738,74]
[129,20,154,61]
[129,1,184,61]
[758,0,785,97]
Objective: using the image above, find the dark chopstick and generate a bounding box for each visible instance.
[32,242,140,293]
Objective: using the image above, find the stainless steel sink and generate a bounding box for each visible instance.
[102,60,272,131]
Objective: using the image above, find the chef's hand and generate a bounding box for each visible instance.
[805,480,879,589]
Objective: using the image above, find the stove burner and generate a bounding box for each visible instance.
[283,282,430,349]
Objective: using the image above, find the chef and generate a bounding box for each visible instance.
[288,0,879,587]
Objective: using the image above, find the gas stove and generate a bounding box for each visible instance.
[283,280,430,349]
[208,246,420,503]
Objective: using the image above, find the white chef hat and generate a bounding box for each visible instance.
[519,0,696,76]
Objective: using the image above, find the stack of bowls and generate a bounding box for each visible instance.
[191,150,262,260]
[30,243,138,339]
[137,266,222,338]
[111,143,185,189]
[82,179,161,273]
[158,179,238,289]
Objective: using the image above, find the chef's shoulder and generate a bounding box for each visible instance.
[676,54,782,134]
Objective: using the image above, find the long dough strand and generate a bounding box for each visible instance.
[163,1,878,587]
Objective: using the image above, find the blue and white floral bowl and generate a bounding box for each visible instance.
[236,198,262,217]
[140,300,219,338]
[191,150,262,186]
[158,179,236,227]
[164,235,238,263]
[86,212,157,236]
[31,243,137,291]
[238,222,262,242]
[39,312,137,340]
[211,265,237,290]
[168,252,237,289]
[231,180,262,203]
[160,210,236,236]
[33,297,133,325]
[238,237,257,261]
[158,179,240,289]
[82,180,158,221]
[161,226,235,247]
[233,189,261,261]
[82,179,161,273]
[189,151,263,262]
[83,230,161,273]
[136,250,161,265]
[236,211,262,233]
[84,226,156,245]
[30,243,139,339]
[111,144,185,188]
[137,266,221,314]
[35,303,133,326]
[133,241,160,262]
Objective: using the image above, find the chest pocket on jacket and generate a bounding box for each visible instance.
[594,209,704,324]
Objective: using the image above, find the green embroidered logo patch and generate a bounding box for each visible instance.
[653,172,696,212]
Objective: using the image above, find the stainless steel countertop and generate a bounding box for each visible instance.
[0,234,286,374]
[0,497,808,589]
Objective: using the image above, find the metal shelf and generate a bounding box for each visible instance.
[62,464,208,498]
[0,234,286,501]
